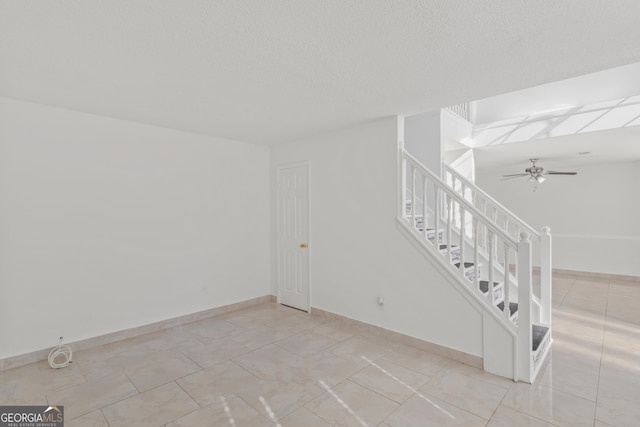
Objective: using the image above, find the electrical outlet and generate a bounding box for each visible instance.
[377,296,385,311]
[201,287,209,296]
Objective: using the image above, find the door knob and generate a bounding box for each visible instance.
[300,243,308,248]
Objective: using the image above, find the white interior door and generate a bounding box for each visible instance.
[276,163,310,311]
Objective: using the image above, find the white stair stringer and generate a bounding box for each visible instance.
[399,143,552,383]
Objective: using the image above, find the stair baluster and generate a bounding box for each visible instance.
[400,151,407,219]
[457,181,464,228]
[503,247,510,320]
[411,166,417,228]
[492,208,499,261]
[422,175,428,240]
[451,176,456,224]
[513,226,520,280]
[482,199,489,252]
[488,230,495,301]
[473,217,479,290]
[446,195,453,264]
[540,227,552,324]
[434,187,441,246]
[459,206,466,276]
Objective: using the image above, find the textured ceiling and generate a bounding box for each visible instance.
[2,1,640,145]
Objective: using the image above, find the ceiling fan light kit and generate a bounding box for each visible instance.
[502,159,576,191]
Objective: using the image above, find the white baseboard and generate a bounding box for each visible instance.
[0,295,273,372]
[310,307,483,369]
[552,268,640,283]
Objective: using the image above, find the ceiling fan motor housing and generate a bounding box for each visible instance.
[526,166,544,174]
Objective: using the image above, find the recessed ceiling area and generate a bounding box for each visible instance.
[2,1,640,145]
[473,61,640,125]
[474,126,640,174]
[467,61,640,172]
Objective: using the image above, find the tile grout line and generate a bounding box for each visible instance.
[486,383,564,427]
[592,280,612,426]
[227,391,274,425]
[419,369,510,423]
[372,354,442,382]
[98,379,198,425]
[178,350,207,371]
[228,359,267,382]
[166,380,206,424]
[98,408,111,427]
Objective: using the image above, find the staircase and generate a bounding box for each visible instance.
[397,143,552,383]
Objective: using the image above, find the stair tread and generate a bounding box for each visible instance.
[439,244,459,250]
[497,301,518,316]
[479,280,501,294]
[416,227,441,233]
[453,262,475,269]
[532,324,549,352]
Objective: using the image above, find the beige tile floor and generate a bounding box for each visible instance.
[1,272,639,426]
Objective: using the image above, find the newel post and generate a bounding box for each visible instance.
[518,231,533,383]
[540,226,552,325]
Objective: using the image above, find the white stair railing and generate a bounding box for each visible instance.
[402,150,521,322]
[399,144,552,382]
[444,164,552,324]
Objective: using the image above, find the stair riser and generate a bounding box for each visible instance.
[426,231,444,244]
[492,286,503,305]
[463,268,476,281]
[533,329,551,365]
[439,248,461,263]
[411,217,445,244]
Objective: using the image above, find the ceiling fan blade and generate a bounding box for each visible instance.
[501,174,528,181]
[547,171,577,175]
[502,173,529,178]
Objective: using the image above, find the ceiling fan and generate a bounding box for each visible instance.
[502,159,577,184]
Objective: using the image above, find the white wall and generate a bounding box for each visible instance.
[447,149,476,183]
[476,161,640,277]
[404,112,442,176]
[271,117,483,357]
[441,109,473,156]
[0,98,271,359]
[405,109,475,180]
